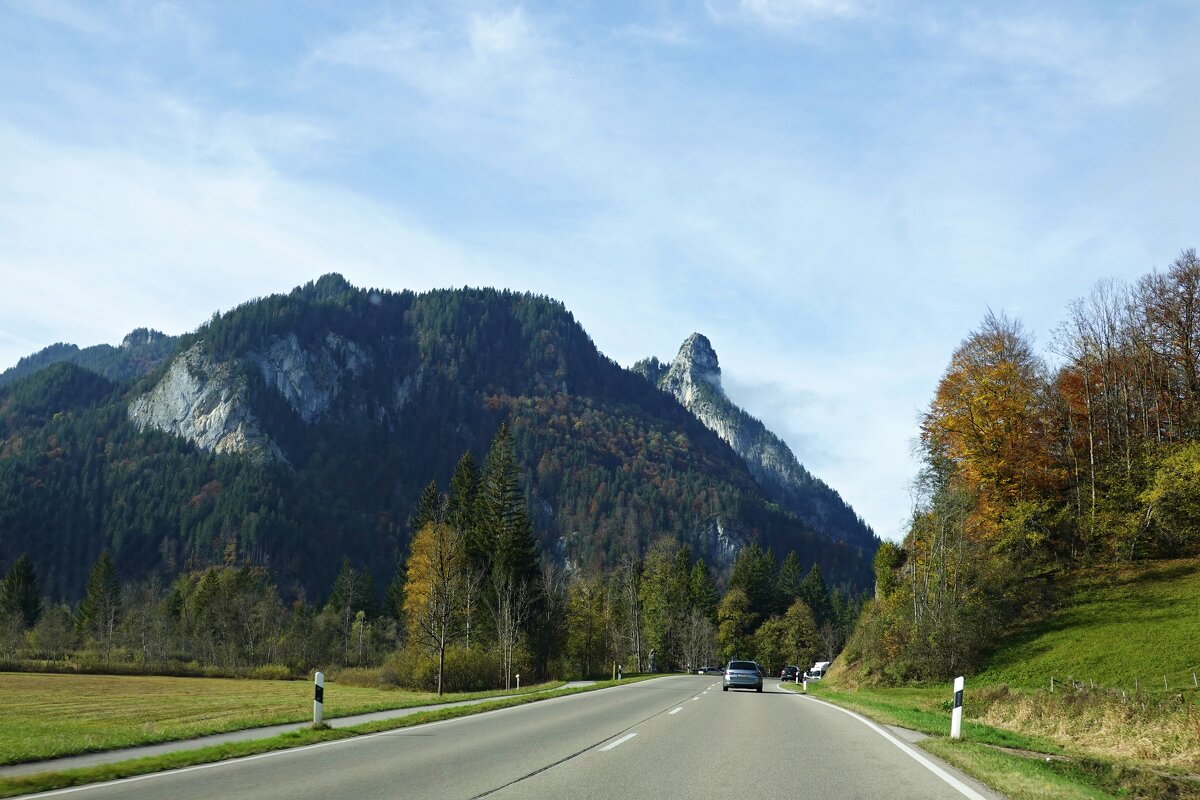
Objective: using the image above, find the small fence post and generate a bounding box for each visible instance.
[313,671,325,726]
[951,676,964,740]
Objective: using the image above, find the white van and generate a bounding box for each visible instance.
[805,661,831,680]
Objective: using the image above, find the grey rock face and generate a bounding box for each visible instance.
[253,333,371,423]
[644,333,870,546]
[128,344,283,462]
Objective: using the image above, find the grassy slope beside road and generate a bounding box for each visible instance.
[975,558,1200,692]
[813,557,1200,800]
[0,673,564,765]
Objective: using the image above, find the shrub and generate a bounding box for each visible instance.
[382,645,508,692]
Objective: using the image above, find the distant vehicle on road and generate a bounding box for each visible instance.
[723,660,764,692]
[697,665,723,675]
[804,661,831,681]
[780,665,799,681]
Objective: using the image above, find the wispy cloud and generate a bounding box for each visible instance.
[951,10,1163,107]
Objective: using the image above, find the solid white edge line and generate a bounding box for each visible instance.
[24,681,667,799]
[669,707,683,715]
[599,733,637,752]
[793,694,991,800]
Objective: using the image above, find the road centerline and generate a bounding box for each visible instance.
[669,707,682,715]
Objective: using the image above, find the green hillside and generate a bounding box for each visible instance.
[977,558,1200,693]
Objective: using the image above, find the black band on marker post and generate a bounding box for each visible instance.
[315,685,324,703]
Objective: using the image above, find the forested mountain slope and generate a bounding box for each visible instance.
[0,276,877,601]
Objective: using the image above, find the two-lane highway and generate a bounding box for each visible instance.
[30,677,1002,800]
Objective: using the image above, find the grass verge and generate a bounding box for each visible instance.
[0,672,564,766]
[0,676,654,798]
[785,683,1200,800]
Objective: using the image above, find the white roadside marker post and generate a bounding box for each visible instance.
[951,676,964,740]
[314,671,325,726]
[516,673,520,690]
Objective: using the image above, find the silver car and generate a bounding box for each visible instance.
[722,660,764,692]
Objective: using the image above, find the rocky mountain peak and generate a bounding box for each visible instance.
[638,332,878,550]
[662,332,723,406]
[674,333,720,376]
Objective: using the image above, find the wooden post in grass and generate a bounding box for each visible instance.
[951,676,964,740]
[314,671,325,726]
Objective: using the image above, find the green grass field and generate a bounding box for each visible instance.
[0,677,649,798]
[0,673,562,766]
[976,558,1200,692]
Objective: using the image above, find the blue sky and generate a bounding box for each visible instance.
[2,0,1198,541]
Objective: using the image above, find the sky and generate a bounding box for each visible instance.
[2,0,1199,542]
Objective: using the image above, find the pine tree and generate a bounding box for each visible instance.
[448,451,483,566]
[688,560,719,621]
[479,424,539,586]
[383,556,407,624]
[776,550,805,613]
[0,554,42,628]
[326,559,374,660]
[77,551,121,653]
[411,480,446,535]
[728,543,777,625]
[799,564,832,627]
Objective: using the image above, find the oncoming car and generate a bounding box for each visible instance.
[722,660,764,692]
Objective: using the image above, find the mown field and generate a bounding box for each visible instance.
[0,673,561,765]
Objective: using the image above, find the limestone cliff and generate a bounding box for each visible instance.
[127,344,283,462]
[641,333,874,548]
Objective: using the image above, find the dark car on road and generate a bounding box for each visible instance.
[780,665,799,681]
[723,660,764,692]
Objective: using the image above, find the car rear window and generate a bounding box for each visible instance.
[728,661,757,670]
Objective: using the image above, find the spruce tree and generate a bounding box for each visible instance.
[77,551,121,651]
[799,564,833,627]
[480,424,538,585]
[688,560,719,621]
[411,480,446,535]
[776,551,805,613]
[448,451,483,566]
[0,554,42,628]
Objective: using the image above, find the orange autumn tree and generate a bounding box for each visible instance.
[921,312,1065,552]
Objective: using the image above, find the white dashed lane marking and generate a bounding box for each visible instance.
[600,733,637,752]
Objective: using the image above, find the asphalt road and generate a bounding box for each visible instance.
[30,676,1003,800]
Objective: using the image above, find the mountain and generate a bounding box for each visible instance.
[0,276,877,601]
[0,328,177,388]
[633,333,876,551]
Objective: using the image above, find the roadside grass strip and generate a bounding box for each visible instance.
[0,673,565,766]
[0,677,654,798]
[785,683,1200,800]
